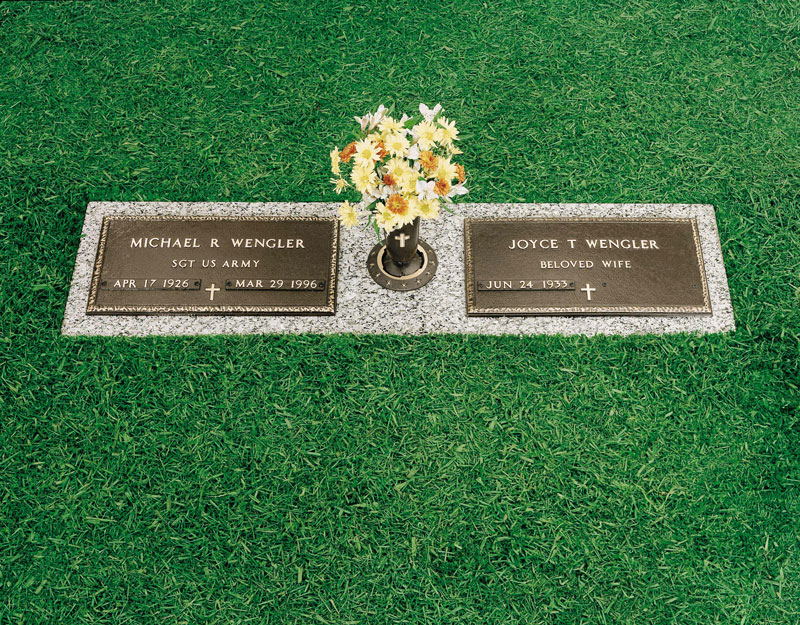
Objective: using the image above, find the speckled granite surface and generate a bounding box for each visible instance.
[63,202,734,336]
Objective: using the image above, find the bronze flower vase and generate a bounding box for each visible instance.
[367,217,438,290]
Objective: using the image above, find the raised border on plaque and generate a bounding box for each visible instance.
[464,217,712,316]
[86,215,339,315]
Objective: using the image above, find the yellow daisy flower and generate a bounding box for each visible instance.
[385,157,408,179]
[378,116,404,137]
[330,146,341,175]
[435,157,458,182]
[417,198,441,220]
[351,165,379,194]
[330,178,349,194]
[436,117,459,145]
[354,138,381,168]
[374,202,396,231]
[338,201,359,228]
[384,132,410,158]
[399,168,420,195]
[412,120,438,151]
[407,195,422,218]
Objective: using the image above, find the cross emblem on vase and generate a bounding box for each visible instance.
[205,283,220,301]
[580,283,596,301]
[395,233,410,248]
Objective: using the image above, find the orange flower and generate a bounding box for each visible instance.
[434,179,451,197]
[340,142,357,162]
[385,194,409,216]
[375,140,387,159]
[418,150,438,172]
[383,173,397,186]
[455,163,466,183]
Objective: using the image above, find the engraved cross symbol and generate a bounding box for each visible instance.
[205,283,220,301]
[580,283,596,301]
[396,233,410,248]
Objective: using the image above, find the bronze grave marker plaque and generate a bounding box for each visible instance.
[464,218,711,316]
[87,216,339,315]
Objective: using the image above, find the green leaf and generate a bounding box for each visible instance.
[403,113,423,128]
[370,215,381,241]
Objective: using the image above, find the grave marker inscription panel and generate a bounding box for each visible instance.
[464,218,711,316]
[87,216,338,315]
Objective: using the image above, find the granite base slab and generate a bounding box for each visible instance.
[63,202,734,337]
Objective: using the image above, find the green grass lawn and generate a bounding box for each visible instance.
[1,1,798,622]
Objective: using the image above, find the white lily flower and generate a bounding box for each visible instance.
[354,113,371,132]
[369,104,386,130]
[445,184,469,201]
[416,179,437,200]
[406,144,420,160]
[362,191,379,204]
[419,102,442,122]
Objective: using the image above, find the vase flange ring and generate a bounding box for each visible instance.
[367,240,438,291]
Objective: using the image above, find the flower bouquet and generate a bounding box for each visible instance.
[329,103,467,289]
